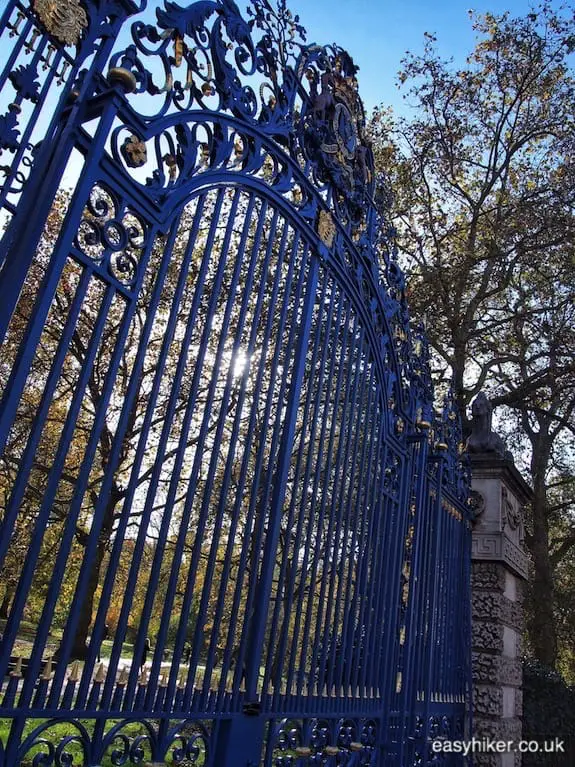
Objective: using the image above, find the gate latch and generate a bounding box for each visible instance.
[242,700,262,716]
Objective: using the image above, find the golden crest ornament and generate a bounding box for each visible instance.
[318,209,336,248]
[33,0,88,46]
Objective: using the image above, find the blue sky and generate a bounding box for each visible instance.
[286,0,540,113]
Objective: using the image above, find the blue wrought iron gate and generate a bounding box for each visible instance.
[0,1,472,765]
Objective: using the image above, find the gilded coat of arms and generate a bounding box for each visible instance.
[299,48,374,226]
[33,0,88,46]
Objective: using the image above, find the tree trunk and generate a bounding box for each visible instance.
[0,588,12,619]
[69,540,108,660]
[451,337,469,435]
[55,535,109,661]
[527,453,558,668]
[60,483,122,660]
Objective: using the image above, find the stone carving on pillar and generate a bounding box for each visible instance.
[502,485,525,546]
[469,392,532,767]
[469,489,486,521]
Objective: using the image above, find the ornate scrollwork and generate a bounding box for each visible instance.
[166,720,211,765]
[273,718,303,763]
[413,715,425,739]
[75,183,148,288]
[410,323,434,428]
[428,716,441,739]
[33,0,88,47]
[11,717,211,767]
[98,718,156,765]
[0,103,21,152]
[103,2,434,441]
[9,64,41,102]
[15,719,91,767]
[248,0,306,69]
[98,719,211,766]
[357,719,377,764]
[309,720,330,753]
[440,714,452,738]
[108,1,374,225]
[433,389,471,503]
[112,118,298,200]
[269,717,376,765]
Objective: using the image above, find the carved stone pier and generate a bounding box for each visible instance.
[468,394,531,767]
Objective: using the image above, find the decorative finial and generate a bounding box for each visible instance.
[94,662,106,683]
[68,659,81,683]
[117,666,129,685]
[11,656,23,678]
[41,657,53,680]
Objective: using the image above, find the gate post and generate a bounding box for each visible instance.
[211,716,266,767]
[468,394,530,767]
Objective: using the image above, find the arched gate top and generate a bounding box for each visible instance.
[99,0,471,498]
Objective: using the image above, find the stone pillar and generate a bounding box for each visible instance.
[467,394,531,767]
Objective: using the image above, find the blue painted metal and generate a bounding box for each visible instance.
[0,1,472,765]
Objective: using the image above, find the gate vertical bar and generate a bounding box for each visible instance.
[213,255,320,765]
[245,254,319,697]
